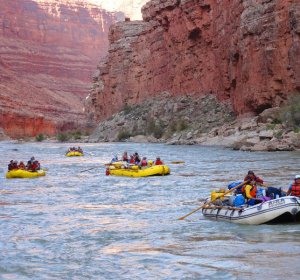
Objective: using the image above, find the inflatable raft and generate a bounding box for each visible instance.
[6,169,46,179]
[202,196,300,225]
[66,151,84,157]
[107,164,170,177]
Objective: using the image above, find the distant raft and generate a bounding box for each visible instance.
[66,151,84,157]
[107,164,170,177]
[6,169,46,179]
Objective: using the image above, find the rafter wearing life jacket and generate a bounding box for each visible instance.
[287,175,300,197]
[242,184,257,199]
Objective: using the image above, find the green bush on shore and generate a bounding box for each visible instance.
[35,134,45,142]
[117,130,131,141]
[57,133,70,142]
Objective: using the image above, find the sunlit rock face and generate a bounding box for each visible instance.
[88,0,300,122]
[0,0,120,138]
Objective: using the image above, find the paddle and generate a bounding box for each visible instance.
[178,181,247,220]
[80,166,99,173]
[169,161,185,164]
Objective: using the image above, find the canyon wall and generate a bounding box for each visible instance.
[0,0,120,138]
[88,0,300,122]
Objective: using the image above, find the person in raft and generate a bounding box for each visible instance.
[18,161,26,170]
[140,157,148,168]
[110,155,119,163]
[122,151,129,162]
[244,170,264,185]
[155,157,163,165]
[286,175,300,197]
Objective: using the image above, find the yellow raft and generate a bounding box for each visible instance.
[66,151,84,157]
[108,165,170,177]
[6,169,46,179]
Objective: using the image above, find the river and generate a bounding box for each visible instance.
[0,141,300,280]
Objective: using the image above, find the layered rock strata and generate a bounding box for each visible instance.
[88,0,300,124]
[0,0,120,138]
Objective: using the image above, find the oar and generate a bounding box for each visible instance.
[169,161,185,164]
[178,181,247,220]
[80,166,99,173]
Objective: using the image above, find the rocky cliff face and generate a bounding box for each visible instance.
[88,0,300,123]
[0,0,120,138]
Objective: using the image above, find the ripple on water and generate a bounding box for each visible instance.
[0,142,300,279]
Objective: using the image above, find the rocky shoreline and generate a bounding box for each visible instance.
[2,94,299,151]
[88,95,300,152]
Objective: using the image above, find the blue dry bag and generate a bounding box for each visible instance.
[228,181,243,194]
[233,194,245,206]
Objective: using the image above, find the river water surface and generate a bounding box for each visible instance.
[0,142,300,280]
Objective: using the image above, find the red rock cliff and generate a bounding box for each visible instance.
[0,0,120,138]
[88,0,300,122]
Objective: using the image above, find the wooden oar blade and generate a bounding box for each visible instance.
[80,166,99,173]
[178,181,247,220]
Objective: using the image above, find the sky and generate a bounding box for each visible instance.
[87,0,148,19]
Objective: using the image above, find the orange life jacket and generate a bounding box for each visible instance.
[242,184,257,199]
[291,183,300,197]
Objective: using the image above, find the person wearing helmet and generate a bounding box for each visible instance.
[286,175,300,197]
[244,170,264,185]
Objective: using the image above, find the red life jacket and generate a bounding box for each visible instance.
[291,183,300,197]
[155,160,163,165]
[141,160,147,167]
[31,162,38,171]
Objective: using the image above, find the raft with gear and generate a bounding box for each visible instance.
[6,169,46,179]
[66,151,84,157]
[202,195,300,225]
[107,162,170,177]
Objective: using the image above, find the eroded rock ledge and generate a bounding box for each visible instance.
[89,95,300,151]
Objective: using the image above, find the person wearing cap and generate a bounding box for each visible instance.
[286,175,300,197]
[244,170,264,185]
